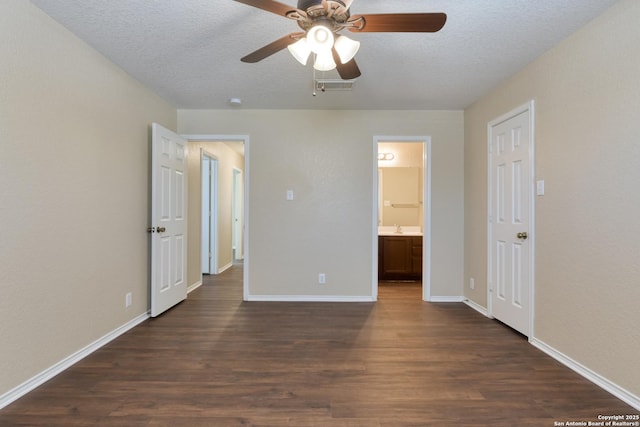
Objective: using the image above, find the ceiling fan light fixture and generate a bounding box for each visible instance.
[313,50,336,71]
[334,35,360,64]
[306,25,335,54]
[287,38,311,65]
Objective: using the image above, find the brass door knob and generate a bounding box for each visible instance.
[157,226,166,233]
[517,232,528,240]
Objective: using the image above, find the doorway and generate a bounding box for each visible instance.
[185,134,249,300]
[373,136,432,301]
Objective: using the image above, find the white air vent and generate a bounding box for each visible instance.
[314,79,355,91]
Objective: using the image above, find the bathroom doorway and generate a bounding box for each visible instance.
[373,136,431,301]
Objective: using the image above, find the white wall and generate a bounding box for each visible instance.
[464,0,640,399]
[178,109,464,299]
[0,0,176,398]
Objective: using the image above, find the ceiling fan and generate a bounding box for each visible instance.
[234,0,447,79]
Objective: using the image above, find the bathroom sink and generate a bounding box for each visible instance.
[378,226,422,236]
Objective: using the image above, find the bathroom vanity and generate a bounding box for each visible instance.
[378,227,423,281]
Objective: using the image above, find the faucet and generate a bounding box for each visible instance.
[395,224,402,233]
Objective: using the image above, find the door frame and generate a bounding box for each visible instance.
[372,136,432,301]
[201,151,219,274]
[232,167,244,261]
[486,100,536,338]
[184,134,250,301]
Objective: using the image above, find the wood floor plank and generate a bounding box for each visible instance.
[0,265,636,426]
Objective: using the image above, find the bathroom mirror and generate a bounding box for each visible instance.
[378,166,422,226]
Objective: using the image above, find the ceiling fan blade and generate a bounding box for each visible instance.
[233,0,295,17]
[348,13,447,33]
[332,48,361,79]
[241,33,303,63]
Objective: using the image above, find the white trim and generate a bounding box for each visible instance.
[217,262,233,274]
[246,295,376,302]
[182,134,250,301]
[486,100,536,336]
[429,296,464,303]
[464,298,489,317]
[373,136,432,302]
[187,280,202,293]
[0,312,149,410]
[530,338,640,411]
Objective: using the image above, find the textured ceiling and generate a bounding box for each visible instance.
[30,0,618,110]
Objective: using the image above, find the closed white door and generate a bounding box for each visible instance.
[150,123,187,317]
[488,105,533,336]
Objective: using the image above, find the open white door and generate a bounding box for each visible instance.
[201,153,218,274]
[488,103,534,336]
[233,168,244,260]
[150,123,187,317]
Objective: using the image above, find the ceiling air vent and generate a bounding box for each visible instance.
[314,79,355,92]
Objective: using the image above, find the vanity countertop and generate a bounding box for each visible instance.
[378,226,422,236]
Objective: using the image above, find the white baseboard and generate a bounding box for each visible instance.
[429,296,464,303]
[464,298,489,317]
[246,295,376,302]
[187,280,202,294]
[217,262,233,274]
[530,337,640,411]
[0,311,149,411]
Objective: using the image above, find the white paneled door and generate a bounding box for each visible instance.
[150,123,187,317]
[488,104,534,336]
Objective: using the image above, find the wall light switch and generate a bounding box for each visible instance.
[286,190,294,201]
[536,180,545,196]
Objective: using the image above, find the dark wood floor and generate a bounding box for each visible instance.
[1,265,636,426]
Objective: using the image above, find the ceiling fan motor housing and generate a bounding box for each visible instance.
[294,0,351,32]
[297,0,346,12]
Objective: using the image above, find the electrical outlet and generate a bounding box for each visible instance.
[318,273,326,284]
[125,292,132,307]
[469,278,475,290]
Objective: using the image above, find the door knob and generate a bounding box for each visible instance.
[157,226,166,233]
[147,227,155,233]
[517,232,528,240]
